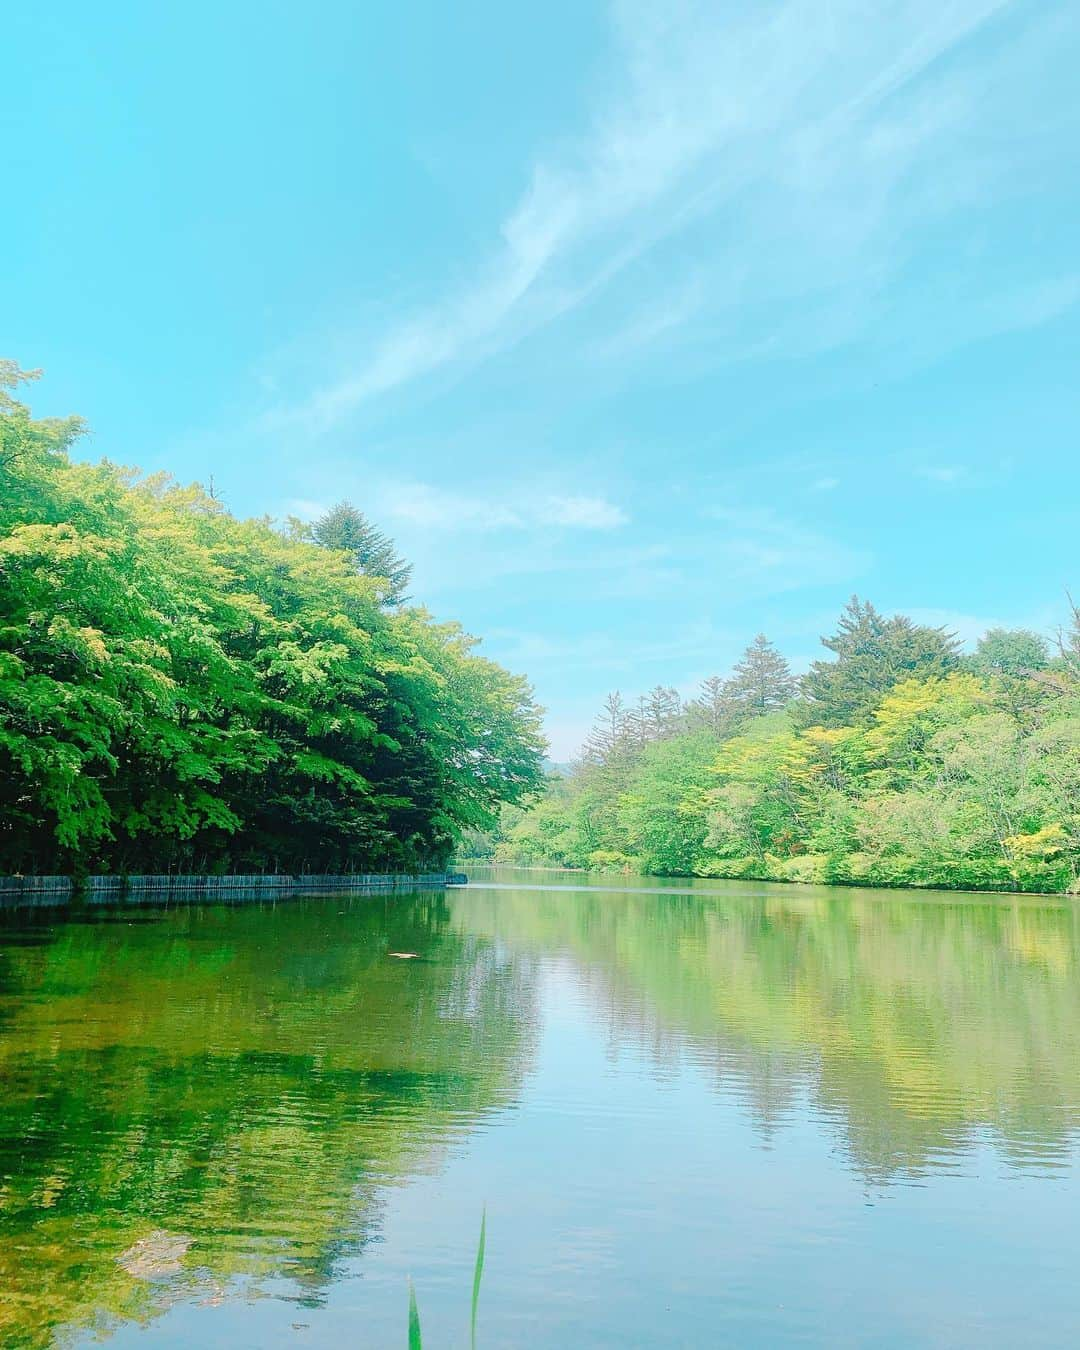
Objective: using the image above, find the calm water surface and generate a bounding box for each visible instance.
[2,867,1079,1347]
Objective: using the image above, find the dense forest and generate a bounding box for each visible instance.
[0,362,544,874]
[480,601,1080,894]
[6,357,1079,894]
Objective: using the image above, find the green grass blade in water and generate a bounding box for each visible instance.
[471,1208,486,1350]
[408,1280,422,1350]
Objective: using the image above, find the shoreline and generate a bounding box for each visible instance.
[0,871,468,909]
[460,860,1077,900]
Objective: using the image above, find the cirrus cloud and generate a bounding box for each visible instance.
[376,482,630,532]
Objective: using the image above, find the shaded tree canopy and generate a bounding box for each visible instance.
[0,364,544,874]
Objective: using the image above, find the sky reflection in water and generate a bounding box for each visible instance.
[1,869,1078,1348]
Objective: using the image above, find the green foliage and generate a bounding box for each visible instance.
[307,499,413,605]
[966,627,1050,678]
[799,596,960,727]
[0,365,544,873]
[403,1207,486,1350]
[723,633,797,718]
[494,604,1080,895]
[471,1208,486,1350]
[618,734,719,874]
[685,636,795,736]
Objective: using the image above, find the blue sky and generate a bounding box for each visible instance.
[5,1,1079,756]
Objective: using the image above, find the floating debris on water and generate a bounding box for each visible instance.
[117,1230,193,1280]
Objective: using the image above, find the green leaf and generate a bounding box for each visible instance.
[471,1207,486,1350]
[408,1279,422,1350]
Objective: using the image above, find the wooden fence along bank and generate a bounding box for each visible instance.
[0,872,468,907]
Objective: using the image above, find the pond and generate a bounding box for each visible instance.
[2,867,1079,1347]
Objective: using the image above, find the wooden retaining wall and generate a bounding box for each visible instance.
[0,872,467,906]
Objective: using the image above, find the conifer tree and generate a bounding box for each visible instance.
[800,597,959,726]
[723,635,796,718]
[689,676,735,736]
[311,501,412,604]
[642,685,683,740]
[582,692,630,766]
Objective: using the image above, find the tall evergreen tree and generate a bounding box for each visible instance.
[690,675,734,735]
[642,685,683,740]
[311,501,412,604]
[799,596,960,727]
[582,692,631,766]
[724,635,796,718]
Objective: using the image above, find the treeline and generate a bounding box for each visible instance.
[0,362,544,874]
[486,600,1080,893]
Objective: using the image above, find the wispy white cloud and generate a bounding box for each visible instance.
[379,483,524,531]
[284,497,330,521]
[487,618,734,677]
[375,482,629,532]
[705,505,868,591]
[950,274,1074,345]
[981,274,1080,334]
[279,0,1020,428]
[381,494,865,604]
[883,272,1080,378]
[587,274,706,360]
[914,465,966,484]
[541,495,629,529]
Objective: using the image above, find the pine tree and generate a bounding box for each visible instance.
[724,635,796,718]
[688,675,735,736]
[310,501,412,604]
[581,692,630,766]
[799,597,960,726]
[642,685,683,740]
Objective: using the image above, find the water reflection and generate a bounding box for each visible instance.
[1,874,1079,1347]
[464,872,1080,1183]
[0,892,538,1348]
